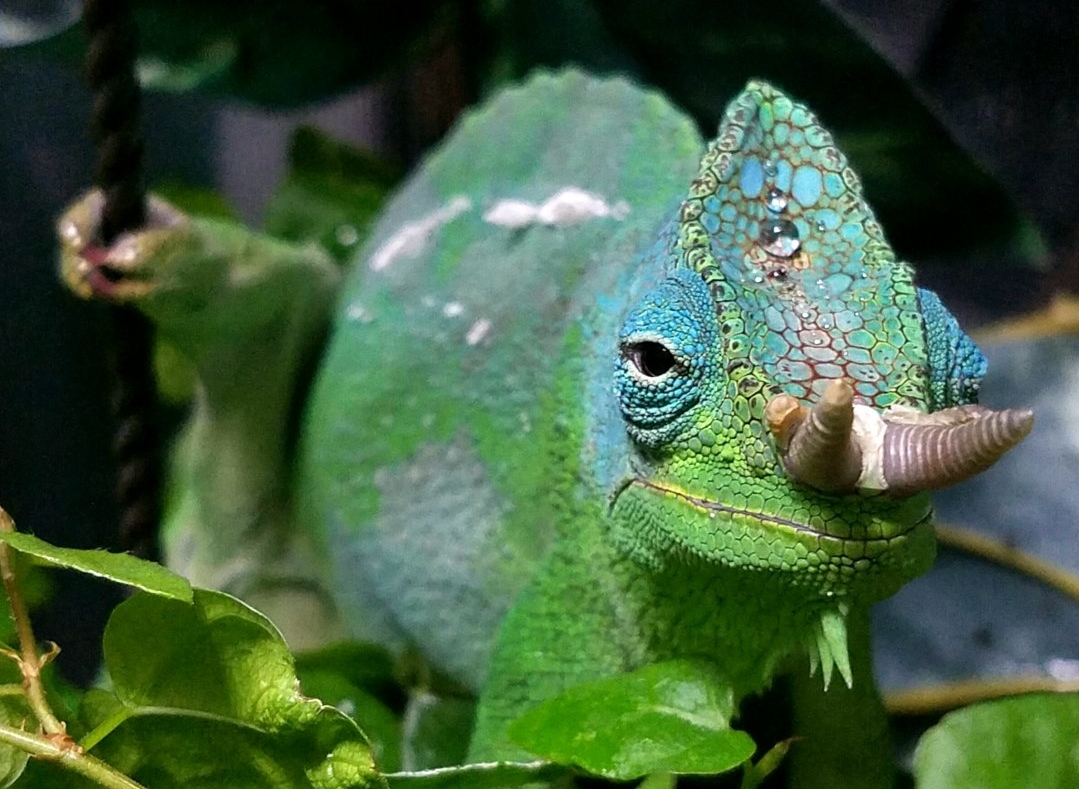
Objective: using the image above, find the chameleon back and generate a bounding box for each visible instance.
[298,71,704,689]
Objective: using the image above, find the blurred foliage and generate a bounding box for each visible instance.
[16,0,451,107]
[914,693,1079,788]
[9,0,1039,266]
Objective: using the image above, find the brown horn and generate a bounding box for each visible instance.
[881,407,1034,496]
[766,380,863,493]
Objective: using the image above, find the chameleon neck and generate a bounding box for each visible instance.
[619,549,828,699]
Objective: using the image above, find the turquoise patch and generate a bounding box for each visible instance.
[739,158,764,198]
[774,160,793,192]
[823,172,845,197]
[815,208,840,230]
[791,166,823,207]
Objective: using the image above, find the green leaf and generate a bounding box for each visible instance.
[78,589,386,789]
[386,761,566,789]
[262,127,399,263]
[153,182,238,222]
[299,668,403,772]
[508,660,756,781]
[913,692,1079,789]
[0,532,192,602]
[400,693,475,770]
[0,662,31,788]
[294,641,399,699]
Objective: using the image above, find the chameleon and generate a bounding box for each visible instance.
[57,71,1032,783]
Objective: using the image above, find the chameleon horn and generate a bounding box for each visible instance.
[880,406,1034,496]
[765,379,863,493]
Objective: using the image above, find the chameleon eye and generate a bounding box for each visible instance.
[624,340,677,378]
[614,271,718,447]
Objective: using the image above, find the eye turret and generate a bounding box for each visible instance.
[614,270,718,448]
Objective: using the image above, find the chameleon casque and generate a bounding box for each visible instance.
[58,72,1032,782]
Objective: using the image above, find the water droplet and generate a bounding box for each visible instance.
[765,188,788,213]
[752,274,765,284]
[800,310,811,320]
[759,219,801,257]
[335,224,360,247]
[815,219,827,232]
[763,160,778,177]
[442,301,464,317]
[768,267,788,281]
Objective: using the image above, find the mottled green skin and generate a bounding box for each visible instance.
[59,70,974,781]
[300,74,941,760]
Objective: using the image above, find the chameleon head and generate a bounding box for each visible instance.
[608,81,1032,605]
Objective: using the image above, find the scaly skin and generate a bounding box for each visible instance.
[58,71,1030,784]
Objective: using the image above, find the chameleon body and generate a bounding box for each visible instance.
[58,71,1031,777]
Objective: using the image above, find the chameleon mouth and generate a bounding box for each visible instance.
[623,477,929,543]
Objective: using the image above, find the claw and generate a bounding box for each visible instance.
[58,190,186,301]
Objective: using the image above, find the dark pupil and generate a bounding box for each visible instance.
[629,341,675,377]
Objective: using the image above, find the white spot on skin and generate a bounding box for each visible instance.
[484,186,630,228]
[346,303,373,323]
[482,199,539,229]
[465,318,492,346]
[442,301,464,317]
[370,195,472,271]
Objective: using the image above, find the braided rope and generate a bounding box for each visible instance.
[82,0,161,560]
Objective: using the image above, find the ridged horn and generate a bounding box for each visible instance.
[881,407,1034,496]
[766,380,862,493]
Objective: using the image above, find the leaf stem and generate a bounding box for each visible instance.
[885,675,1079,716]
[0,508,66,737]
[936,522,1079,606]
[0,721,147,789]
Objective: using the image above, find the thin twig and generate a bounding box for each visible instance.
[0,508,65,736]
[935,522,1079,606]
[0,721,147,789]
[885,675,1079,717]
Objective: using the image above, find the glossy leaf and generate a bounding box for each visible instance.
[386,761,565,789]
[72,589,386,789]
[508,660,756,780]
[400,693,474,770]
[262,127,398,263]
[299,668,403,772]
[0,532,192,602]
[913,693,1079,788]
[20,1,448,107]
